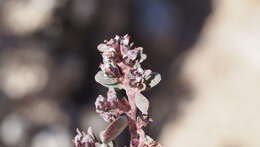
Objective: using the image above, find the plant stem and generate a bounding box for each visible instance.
[118,62,139,146]
[126,88,138,147]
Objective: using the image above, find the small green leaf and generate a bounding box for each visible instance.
[100,115,128,144]
[97,141,115,147]
[107,141,115,147]
[140,53,147,63]
[98,144,107,147]
[144,135,162,147]
[135,93,149,114]
[95,71,122,89]
[97,44,109,52]
[95,143,103,147]
[143,72,161,91]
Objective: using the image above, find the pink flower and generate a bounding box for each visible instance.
[74,128,99,147]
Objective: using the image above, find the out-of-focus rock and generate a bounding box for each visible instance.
[20,99,68,126]
[161,0,260,146]
[0,113,29,146]
[1,0,57,35]
[31,126,71,147]
[0,47,49,99]
[72,0,97,26]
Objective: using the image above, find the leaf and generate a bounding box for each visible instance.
[143,72,161,91]
[95,71,122,89]
[98,144,108,147]
[97,44,109,52]
[97,141,115,147]
[107,141,116,147]
[144,135,162,147]
[140,53,147,63]
[100,115,128,144]
[135,93,149,114]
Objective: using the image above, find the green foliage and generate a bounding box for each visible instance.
[95,71,123,89]
[100,115,128,144]
[135,93,150,114]
[143,72,161,91]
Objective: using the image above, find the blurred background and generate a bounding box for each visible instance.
[1,0,260,147]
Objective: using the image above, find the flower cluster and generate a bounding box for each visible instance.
[98,35,151,90]
[74,35,161,147]
[74,128,99,147]
[95,88,130,122]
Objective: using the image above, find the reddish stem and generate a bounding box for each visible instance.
[118,62,139,147]
[126,88,138,147]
